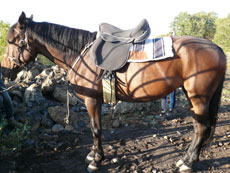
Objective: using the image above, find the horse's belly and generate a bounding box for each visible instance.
[117,78,168,101]
[116,62,182,102]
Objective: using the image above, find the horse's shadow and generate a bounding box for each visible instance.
[192,157,230,172]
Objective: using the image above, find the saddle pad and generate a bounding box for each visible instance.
[128,37,174,62]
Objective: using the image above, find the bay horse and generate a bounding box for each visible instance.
[1,12,226,172]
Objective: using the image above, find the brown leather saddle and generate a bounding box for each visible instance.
[90,19,151,71]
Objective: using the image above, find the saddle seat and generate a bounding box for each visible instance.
[90,19,151,71]
[100,19,151,43]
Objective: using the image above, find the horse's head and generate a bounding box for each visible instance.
[1,12,37,80]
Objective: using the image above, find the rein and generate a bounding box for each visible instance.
[68,41,95,76]
[64,41,95,124]
[0,80,25,93]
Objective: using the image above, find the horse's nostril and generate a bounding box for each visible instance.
[19,40,24,47]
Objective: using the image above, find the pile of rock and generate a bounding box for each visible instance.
[6,60,158,134]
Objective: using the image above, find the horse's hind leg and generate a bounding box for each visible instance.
[177,92,215,172]
[84,97,104,172]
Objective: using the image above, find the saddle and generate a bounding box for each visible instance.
[90,19,151,71]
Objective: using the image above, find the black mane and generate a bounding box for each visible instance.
[26,20,97,59]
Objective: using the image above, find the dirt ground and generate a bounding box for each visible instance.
[0,73,230,173]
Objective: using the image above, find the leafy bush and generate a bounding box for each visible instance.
[37,54,54,66]
[213,14,230,53]
[0,21,10,62]
[0,116,30,156]
[170,12,217,40]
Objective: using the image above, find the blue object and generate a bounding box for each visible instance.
[0,67,14,119]
[161,90,176,112]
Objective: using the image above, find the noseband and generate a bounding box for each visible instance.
[6,29,31,67]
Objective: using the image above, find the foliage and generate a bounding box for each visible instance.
[170,11,217,40]
[0,21,10,62]
[0,115,8,131]
[213,14,230,53]
[0,116,30,156]
[37,54,54,66]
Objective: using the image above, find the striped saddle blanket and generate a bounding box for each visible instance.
[128,37,174,62]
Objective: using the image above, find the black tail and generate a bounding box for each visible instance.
[206,72,225,143]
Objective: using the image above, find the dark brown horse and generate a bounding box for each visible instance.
[1,12,226,172]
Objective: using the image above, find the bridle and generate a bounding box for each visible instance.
[5,28,32,67]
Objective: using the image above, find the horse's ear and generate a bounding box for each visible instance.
[30,14,33,20]
[18,11,26,25]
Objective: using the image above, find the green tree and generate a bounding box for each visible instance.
[213,14,230,54]
[0,21,10,61]
[170,12,217,40]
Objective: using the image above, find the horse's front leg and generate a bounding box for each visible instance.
[84,97,104,172]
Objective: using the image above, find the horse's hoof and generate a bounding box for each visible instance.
[179,164,192,173]
[87,160,99,173]
[85,151,95,164]
[85,154,94,164]
[176,159,184,167]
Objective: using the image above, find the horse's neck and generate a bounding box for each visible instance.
[36,42,72,70]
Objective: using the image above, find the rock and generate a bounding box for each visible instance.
[24,83,46,107]
[22,138,36,150]
[223,163,230,169]
[107,145,114,150]
[41,75,56,94]
[218,142,223,147]
[152,134,157,138]
[39,133,54,141]
[53,83,78,105]
[51,65,61,73]
[152,169,158,173]
[74,138,79,144]
[65,125,74,132]
[48,106,68,126]
[176,131,182,135]
[26,69,40,81]
[213,161,221,166]
[73,121,87,132]
[27,111,42,133]
[38,68,54,77]
[56,141,68,149]
[164,136,168,140]
[101,104,109,115]
[41,113,54,128]
[143,167,153,173]
[112,120,120,128]
[48,106,79,126]
[130,165,137,171]
[31,121,41,133]
[111,157,120,164]
[52,124,64,133]
[169,137,175,143]
[15,70,28,82]
[114,101,155,114]
[224,142,230,146]
[11,90,24,100]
